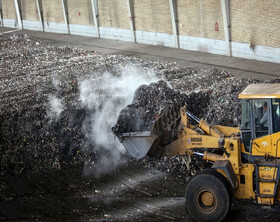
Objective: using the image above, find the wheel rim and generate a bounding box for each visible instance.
[196,189,217,214]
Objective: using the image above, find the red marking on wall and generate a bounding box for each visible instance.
[129,16,132,22]
[78,12,81,16]
[215,22,219,32]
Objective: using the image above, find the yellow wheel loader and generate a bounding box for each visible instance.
[115,84,280,222]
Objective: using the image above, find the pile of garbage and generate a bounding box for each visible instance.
[112,80,209,136]
[0,35,182,177]
[0,34,273,180]
[113,68,258,137]
[112,68,259,178]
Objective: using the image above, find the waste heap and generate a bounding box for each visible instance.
[0,34,277,180]
[112,80,209,136]
[113,68,258,137]
[112,68,260,179]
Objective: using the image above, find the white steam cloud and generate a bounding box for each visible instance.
[47,77,64,120]
[79,64,161,176]
[47,94,64,120]
[52,76,61,90]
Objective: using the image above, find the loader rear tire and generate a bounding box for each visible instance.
[185,170,231,222]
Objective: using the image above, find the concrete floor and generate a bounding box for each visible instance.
[1,27,280,81]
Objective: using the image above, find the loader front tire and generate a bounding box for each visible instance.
[185,170,230,222]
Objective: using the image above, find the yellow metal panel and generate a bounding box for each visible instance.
[179,107,188,127]
[225,138,240,174]
[257,166,277,205]
[239,94,280,99]
[259,166,277,180]
[199,119,224,137]
[249,131,280,158]
[252,135,272,155]
[257,197,274,205]
[185,134,220,149]
[270,132,280,158]
[259,182,274,195]
[213,125,240,137]
[161,137,189,156]
[234,164,255,199]
[239,84,280,99]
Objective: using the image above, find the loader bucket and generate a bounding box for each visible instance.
[120,131,162,159]
[117,106,181,159]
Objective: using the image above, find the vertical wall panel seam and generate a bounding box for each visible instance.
[61,0,69,34]
[14,0,22,29]
[91,0,99,38]
[221,0,231,56]
[35,0,44,32]
[0,0,3,27]
[169,0,179,48]
[126,0,135,42]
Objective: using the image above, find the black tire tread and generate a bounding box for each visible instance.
[185,168,231,222]
[195,168,233,207]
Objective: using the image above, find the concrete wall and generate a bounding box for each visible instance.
[68,0,93,25]
[133,0,174,47]
[177,0,224,40]
[67,0,96,36]
[177,0,226,55]
[20,0,38,21]
[231,0,280,48]
[99,0,129,29]
[133,0,172,34]
[2,0,17,28]
[19,0,41,31]
[98,0,130,41]
[3,0,16,19]
[41,0,68,33]
[1,0,280,63]
[230,0,280,62]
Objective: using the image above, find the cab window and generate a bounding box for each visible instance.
[272,99,280,133]
[241,100,251,130]
[241,100,251,152]
[253,100,269,138]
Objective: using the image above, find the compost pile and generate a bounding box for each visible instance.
[0,34,275,180]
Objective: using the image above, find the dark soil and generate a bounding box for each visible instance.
[1,162,280,221]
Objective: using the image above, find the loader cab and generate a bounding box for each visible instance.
[239,84,280,155]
